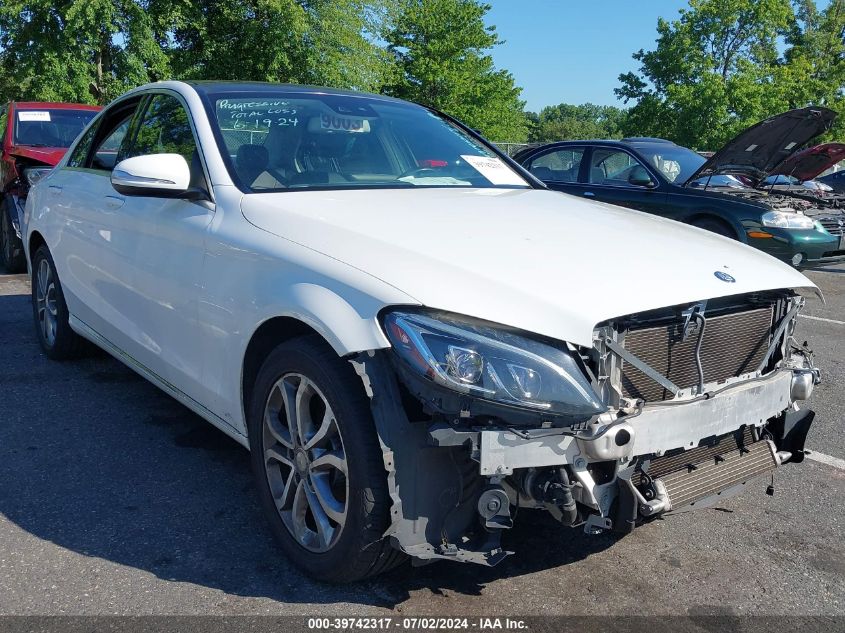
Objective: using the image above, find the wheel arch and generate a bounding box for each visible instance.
[241,316,324,425]
[239,286,395,430]
[686,212,746,242]
[28,229,46,263]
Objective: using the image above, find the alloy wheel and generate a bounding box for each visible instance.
[35,258,58,347]
[262,373,349,553]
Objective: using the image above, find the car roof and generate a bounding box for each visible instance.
[10,101,102,111]
[519,138,678,149]
[512,138,680,161]
[182,81,412,106]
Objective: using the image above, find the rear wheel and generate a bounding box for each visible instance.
[31,245,87,359]
[247,335,405,582]
[1,197,26,273]
[690,216,736,239]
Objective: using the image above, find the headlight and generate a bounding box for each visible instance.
[382,311,605,419]
[23,167,51,187]
[761,210,816,229]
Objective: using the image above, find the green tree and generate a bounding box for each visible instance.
[0,0,169,104]
[157,0,310,83]
[776,0,845,139]
[615,0,795,149]
[301,0,398,91]
[529,103,627,142]
[385,0,528,141]
[160,0,395,92]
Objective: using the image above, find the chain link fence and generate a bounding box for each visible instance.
[219,128,269,153]
[492,142,534,157]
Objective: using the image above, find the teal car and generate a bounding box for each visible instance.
[514,107,845,269]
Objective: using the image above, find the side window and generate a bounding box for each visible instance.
[128,94,198,164]
[67,122,98,168]
[91,117,133,172]
[527,148,584,183]
[589,148,650,186]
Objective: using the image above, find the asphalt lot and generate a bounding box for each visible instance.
[0,268,843,617]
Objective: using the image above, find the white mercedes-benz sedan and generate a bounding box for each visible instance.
[24,81,822,582]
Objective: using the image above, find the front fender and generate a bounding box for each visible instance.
[255,282,397,357]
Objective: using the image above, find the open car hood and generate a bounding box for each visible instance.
[767,142,845,182]
[683,107,837,187]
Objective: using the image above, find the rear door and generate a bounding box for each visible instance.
[521,146,586,196]
[44,99,142,330]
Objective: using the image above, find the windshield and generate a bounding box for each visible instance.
[207,91,530,192]
[763,175,799,185]
[14,108,97,148]
[686,174,752,189]
[635,143,754,188]
[632,144,707,183]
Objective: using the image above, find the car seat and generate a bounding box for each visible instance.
[236,144,270,187]
[590,166,606,184]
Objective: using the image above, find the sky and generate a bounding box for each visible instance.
[486,0,693,112]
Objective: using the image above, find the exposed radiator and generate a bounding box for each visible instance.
[620,306,773,402]
[660,439,776,509]
[632,428,778,510]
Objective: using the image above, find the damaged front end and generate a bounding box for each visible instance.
[352,291,819,566]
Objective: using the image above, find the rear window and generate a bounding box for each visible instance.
[14,108,98,148]
[206,91,529,192]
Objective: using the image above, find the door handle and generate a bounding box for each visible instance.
[104,195,125,210]
[48,185,63,196]
[583,191,595,197]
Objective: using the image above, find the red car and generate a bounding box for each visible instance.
[1,101,101,272]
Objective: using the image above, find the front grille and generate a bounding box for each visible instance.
[819,217,845,236]
[620,306,773,402]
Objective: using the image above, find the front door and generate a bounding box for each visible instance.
[98,92,216,403]
[577,146,668,215]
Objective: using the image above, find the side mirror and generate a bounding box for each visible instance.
[628,166,655,188]
[111,154,194,198]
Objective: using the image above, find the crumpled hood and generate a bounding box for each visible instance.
[768,142,845,182]
[8,146,67,166]
[684,107,837,188]
[241,188,816,347]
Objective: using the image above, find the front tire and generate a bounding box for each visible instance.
[31,245,87,359]
[247,335,404,582]
[1,197,26,273]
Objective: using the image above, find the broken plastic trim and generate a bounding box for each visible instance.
[349,350,513,566]
[756,298,803,372]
